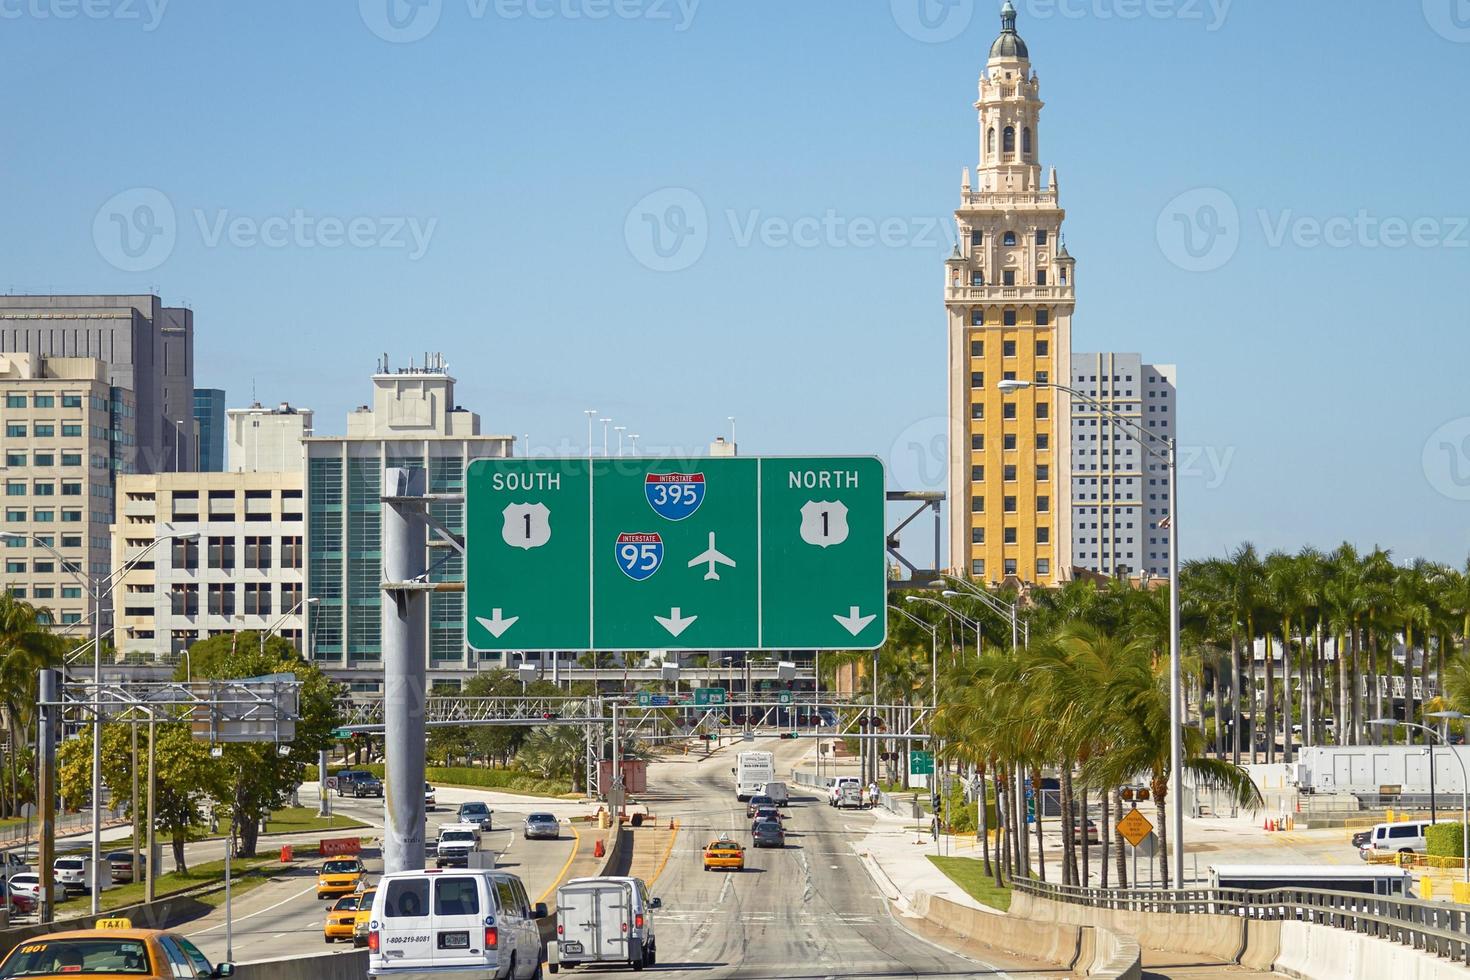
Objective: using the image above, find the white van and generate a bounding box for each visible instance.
[550,876,660,972]
[1359,819,1438,858]
[762,781,790,806]
[368,869,546,978]
[828,777,860,807]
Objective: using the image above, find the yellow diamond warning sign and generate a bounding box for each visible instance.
[1117,807,1154,848]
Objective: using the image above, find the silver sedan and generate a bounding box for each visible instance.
[523,812,561,840]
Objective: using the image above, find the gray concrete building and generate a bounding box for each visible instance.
[0,294,195,474]
[1070,352,1175,579]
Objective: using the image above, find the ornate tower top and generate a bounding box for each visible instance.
[973,2,1046,194]
[989,0,1030,63]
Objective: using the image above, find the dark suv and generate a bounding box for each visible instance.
[334,771,382,798]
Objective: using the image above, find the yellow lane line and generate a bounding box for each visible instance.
[536,821,582,906]
[649,820,680,886]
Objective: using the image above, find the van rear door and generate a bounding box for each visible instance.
[595,882,631,961]
[432,874,491,967]
[558,884,598,959]
[378,877,435,970]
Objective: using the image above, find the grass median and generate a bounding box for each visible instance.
[55,854,283,916]
[927,856,1012,911]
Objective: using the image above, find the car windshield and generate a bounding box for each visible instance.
[755,821,780,832]
[54,860,82,870]
[11,875,34,884]
[529,814,556,823]
[461,804,487,815]
[323,861,360,874]
[0,938,154,976]
[333,896,359,911]
[442,832,473,843]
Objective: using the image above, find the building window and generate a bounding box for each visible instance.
[1003,403,1018,420]
[1002,270,1016,286]
[1003,309,1017,326]
[1003,464,1017,481]
[245,536,272,570]
[62,585,82,599]
[1036,269,1047,286]
[3,509,21,522]
[1036,403,1049,420]
[32,509,53,523]
[282,536,303,569]
[1036,370,1049,384]
[61,535,81,548]
[971,403,984,420]
[1037,464,1050,482]
[971,434,985,450]
[1023,128,1032,155]
[208,583,236,617]
[282,581,303,610]
[4,561,23,574]
[971,527,985,544]
[171,585,199,617]
[970,340,984,357]
[61,482,81,496]
[208,536,235,570]
[1036,307,1050,326]
[62,394,81,408]
[5,424,24,438]
[1004,558,1018,576]
[1036,434,1050,450]
[1037,526,1050,544]
[1003,495,1017,513]
[971,559,985,576]
[986,128,995,157]
[970,372,984,389]
[61,423,82,437]
[1003,340,1017,357]
[172,537,199,570]
[1036,558,1051,577]
[1003,434,1017,450]
[1003,230,1017,246]
[970,309,984,327]
[60,510,81,523]
[1003,527,1017,544]
[970,229,983,246]
[33,424,53,438]
[1036,229,1048,245]
[32,482,53,497]
[33,395,54,409]
[1037,496,1051,513]
[3,395,23,409]
[61,452,81,467]
[971,465,985,481]
[244,583,272,616]
[972,496,985,513]
[971,272,985,286]
[1003,127,1015,155]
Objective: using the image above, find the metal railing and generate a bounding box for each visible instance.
[1013,877,1470,964]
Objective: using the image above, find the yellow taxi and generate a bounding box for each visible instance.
[316,856,366,900]
[702,836,745,871]
[352,887,378,948]
[323,893,363,943]
[0,918,236,977]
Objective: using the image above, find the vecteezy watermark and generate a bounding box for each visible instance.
[93,188,177,273]
[1158,188,1470,271]
[888,416,951,493]
[359,0,699,43]
[1422,0,1470,43]
[624,188,709,273]
[1019,0,1232,31]
[1257,210,1470,250]
[0,0,169,30]
[1176,444,1235,490]
[624,187,951,272]
[1423,417,1470,501]
[890,0,974,43]
[92,188,438,271]
[1156,187,1240,273]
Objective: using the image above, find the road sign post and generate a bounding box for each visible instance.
[467,457,887,651]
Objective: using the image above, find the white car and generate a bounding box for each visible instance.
[53,856,93,895]
[7,872,60,906]
[425,783,437,811]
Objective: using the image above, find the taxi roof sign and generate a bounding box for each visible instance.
[95,917,134,930]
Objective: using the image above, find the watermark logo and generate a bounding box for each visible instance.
[93,187,176,273]
[0,0,170,30]
[624,188,708,273]
[359,0,443,43]
[1156,187,1239,273]
[1020,0,1232,31]
[1258,210,1469,250]
[887,415,950,493]
[1423,417,1470,500]
[891,0,974,43]
[1422,0,1470,42]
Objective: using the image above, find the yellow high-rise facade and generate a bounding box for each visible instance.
[946,2,1074,586]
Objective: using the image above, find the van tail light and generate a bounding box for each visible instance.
[635,914,644,929]
[557,924,564,935]
[621,921,628,933]
[485,926,499,949]
[368,930,379,953]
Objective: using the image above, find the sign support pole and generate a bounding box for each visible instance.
[382,467,428,875]
[37,669,58,925]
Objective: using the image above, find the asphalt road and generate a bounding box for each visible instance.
[638,738,1063,980]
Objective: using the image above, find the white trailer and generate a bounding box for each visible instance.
[735,751,774,801]
[1293,745,1470,796]
[550,876,659,972]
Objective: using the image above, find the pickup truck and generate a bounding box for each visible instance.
[347,773,383,798]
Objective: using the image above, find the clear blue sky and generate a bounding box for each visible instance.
[4,0,1468,565]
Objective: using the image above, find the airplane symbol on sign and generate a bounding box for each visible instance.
[688,531,736,581]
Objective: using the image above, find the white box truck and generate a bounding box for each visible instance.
[735,751,774,801]
[549,876,660,973]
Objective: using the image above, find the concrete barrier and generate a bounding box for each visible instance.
[910,891,1141,979]
[233,950,367,980]
[1012,889,1249,964]
[0,896,214,960]
[1273,919,1470,980]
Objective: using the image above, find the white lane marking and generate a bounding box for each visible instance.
[185,882,318,937]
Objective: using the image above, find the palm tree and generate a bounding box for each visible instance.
[1394,560,1435,743]
[1265,552,1310,764]
[0,593,62,816]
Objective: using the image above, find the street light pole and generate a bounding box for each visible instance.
[906,595,980,662]
[584,410,598,458]
[997,377,1181,885]
[1372,718,1469,883]
[600,418,612,457]
[261,596,319,654]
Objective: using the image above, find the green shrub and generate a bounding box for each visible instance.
[303,763,571,796]
[1427,822,1466,858]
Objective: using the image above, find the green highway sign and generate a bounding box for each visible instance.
[331,729,352,739]
[694,687,727,706]
[777,691,793,705]
[466,457,887,652]
[910,750,934,776]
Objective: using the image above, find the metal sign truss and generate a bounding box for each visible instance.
[44,676,303,745]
